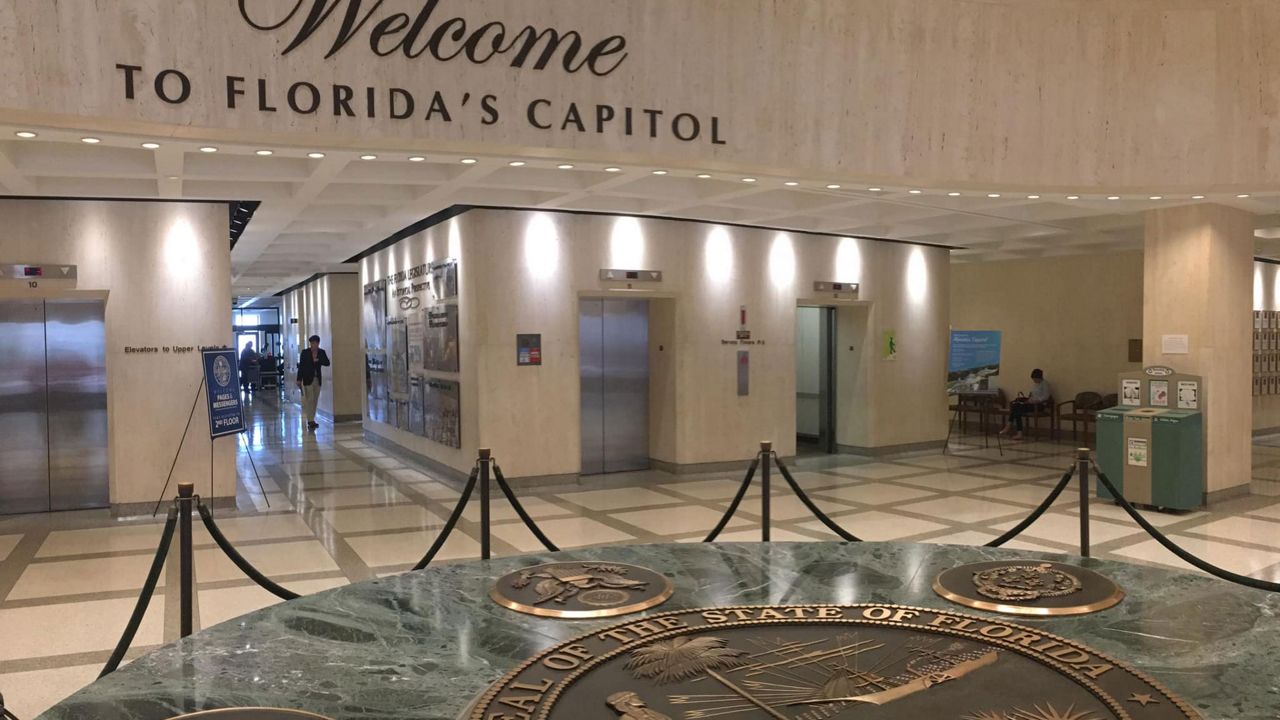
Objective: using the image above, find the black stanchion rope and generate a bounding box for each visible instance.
[703,457,759,542]
[492,462,559,552]
[0,691,17,720]
[197,502,299,601]
[772,453,863,542]
[412,464,480,570]
[1094,463,1280,593]
[984,465,1076,548]
[100,507,178,678]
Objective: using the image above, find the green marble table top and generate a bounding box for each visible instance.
[37,543,1280,720]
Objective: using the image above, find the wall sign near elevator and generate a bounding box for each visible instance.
[202,349,246,438]
[517,334,542,366]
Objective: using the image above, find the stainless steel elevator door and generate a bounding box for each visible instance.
[46,300,108,511]
[579,299,650,475]
[0,301,50,514]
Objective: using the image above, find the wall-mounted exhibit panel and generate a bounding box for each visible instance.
[360,208,949,480]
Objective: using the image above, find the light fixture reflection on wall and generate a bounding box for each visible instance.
[1272,266,1280,312]
[769,233,796,289]
[836,238,862,285]
[704,226,734,287]
[164,216,200,280]
[523,213,560,281]
[610,216,646,270]
[906,247,929,305]
[1255,265,1265,311]
[448,218,462,260]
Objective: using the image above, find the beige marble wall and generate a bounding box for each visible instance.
[0,199,233,505]
[7,1,1280,189]
[284,273,362,421]
[363,209,949,477]
[1144,204,1253,495]
[950,253,1145,407]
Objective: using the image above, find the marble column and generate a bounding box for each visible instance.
[1143,203,1253,501]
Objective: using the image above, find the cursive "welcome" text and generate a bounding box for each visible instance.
[238,0,629,77]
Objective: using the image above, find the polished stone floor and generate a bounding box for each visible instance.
[4,397,1280,717]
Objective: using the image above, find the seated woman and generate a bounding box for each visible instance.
[1001,368,1052,441]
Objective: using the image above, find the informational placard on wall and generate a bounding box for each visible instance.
[202,349,245,438]
[517,334,542,366]
[947,330,1002,393]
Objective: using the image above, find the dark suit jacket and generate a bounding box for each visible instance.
[297,348,331,386]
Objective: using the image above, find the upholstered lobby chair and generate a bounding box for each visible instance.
[1057,391,1104,441]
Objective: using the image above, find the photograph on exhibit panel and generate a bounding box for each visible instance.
[431,259,458,301]
[424,378,462,448]
[425,304,460,372]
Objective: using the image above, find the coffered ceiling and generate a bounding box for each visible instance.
[3,125,1280,306]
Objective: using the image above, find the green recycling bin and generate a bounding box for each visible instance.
[1096,406,1203,510]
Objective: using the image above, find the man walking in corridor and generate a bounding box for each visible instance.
[296,334,331,430]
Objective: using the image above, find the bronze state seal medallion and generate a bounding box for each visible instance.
[934,561,1125,617]
[490,562,675,619]
[469,604,1198,720]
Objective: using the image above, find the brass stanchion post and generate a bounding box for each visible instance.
[1077,448,1091,558]
[177,481,195,638]
[760,441,772,542]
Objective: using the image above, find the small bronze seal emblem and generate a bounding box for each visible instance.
[490,562,674,619]
[973,563,1083,602]
[935,560,1124,617]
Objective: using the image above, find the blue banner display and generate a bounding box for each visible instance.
[202,349,246,438]
[947,330,1002,393]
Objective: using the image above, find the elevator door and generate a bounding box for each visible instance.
[0,301,50,514]
[0,299,108,514]
[580,299,649,475]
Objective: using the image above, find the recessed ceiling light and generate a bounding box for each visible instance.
[81,137,101,144]
[1192,195,1206,199]
[987,193,1001,198]
[15,131,36,139]
[360,154,377,160]
[1067,195,1080,200]
[652,170,668,175]
[199,146,218,153]
[947,192,961,197]
[908,189,923,194]
[460,157,478,164]
[826,184,841,190]
[697,173,712,179]
[141,142,160,149]
[308,152,325,159]
[868,187,883,192]
[508,160,526,167]
[256,149,273,156]
[408,156,426,162]
[741,177,757,183]
[557,163,574,170]
[1238,194,1251,198]
[1027,195,1040,200]
[784,181,799,187]
[605,166,622,172]
[166,175,178,181]
[1149,195,1163,200]
[1107,196,1120,200]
